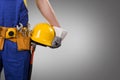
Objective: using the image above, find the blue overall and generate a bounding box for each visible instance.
[0,0,31,80]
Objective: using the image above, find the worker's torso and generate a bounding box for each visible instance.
[0,0,28,27]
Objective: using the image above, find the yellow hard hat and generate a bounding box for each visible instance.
[30,23,55,46]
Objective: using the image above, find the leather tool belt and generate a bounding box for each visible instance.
[0,27,31,51]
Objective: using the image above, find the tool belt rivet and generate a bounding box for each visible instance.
[8,31,14,36]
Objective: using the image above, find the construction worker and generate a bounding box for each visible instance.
[0,0,65,80]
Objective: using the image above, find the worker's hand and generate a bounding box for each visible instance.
[50,36,62,48]
[50,26,67,49]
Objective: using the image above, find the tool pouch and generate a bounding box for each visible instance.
[0,27,7,50]
[0,37,4,50]
[17,31,31,51]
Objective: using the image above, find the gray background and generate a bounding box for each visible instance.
[1,0,120,80]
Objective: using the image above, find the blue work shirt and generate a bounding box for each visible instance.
[0,0,28,27]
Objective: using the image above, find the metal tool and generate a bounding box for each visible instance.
[22,27,28,37]
[16,23,23,32]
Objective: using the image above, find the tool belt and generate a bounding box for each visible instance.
[0,27,31,51]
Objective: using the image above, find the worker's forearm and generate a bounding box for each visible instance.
[36,0,60,27]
